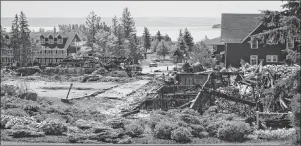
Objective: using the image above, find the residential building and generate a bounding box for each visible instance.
[220,13,298,67]
[31,31,82,65]
[0,33,13,66]
[203,37,225,63]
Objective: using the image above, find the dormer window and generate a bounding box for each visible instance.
[5,35,10,45]
[251,39,258,49]
[48,35,54,44]
[40,35,45,44]
[57,35,63,44]
[287,38,294,49]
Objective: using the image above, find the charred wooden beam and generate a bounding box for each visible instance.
[203,88,256,107]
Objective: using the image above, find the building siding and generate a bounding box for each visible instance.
[226,42,287,67]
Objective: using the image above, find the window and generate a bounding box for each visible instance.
[251,40,258,49]
[266,55,278,62]
[57,39,63,44]
[250,55,258,65]
[287,38,294,49]
[40,35,45,44]
[48,35,54,44]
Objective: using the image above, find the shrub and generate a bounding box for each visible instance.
[1,84,18,96]
[22,102,40,112]
[1,115,13,128]
[109,71,128,77]
[75,119,94,130]
[253,128,296,140]
[16,67,41,76]
[190,124,206,138]
[171,127,192,143]
[181,108,200,116]
[291,93,301,144]
[38,118,68,135]
[106,118,126,129]
[206,120,225,137]
[125,121,144,137]
[199,131,209,138]
[179,114,201,125]
[217,121,252,142]
[5,116,38,129]
[9,124,45,138]
[154,121,177,139]
[92,124,111,134]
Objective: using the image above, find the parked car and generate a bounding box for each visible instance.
[149,62,158,67]
[153,58,161,62]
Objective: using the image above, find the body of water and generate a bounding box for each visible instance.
[3,26,220,41]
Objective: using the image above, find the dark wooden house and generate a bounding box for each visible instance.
[32,31,82,65]
[221,13,297,68]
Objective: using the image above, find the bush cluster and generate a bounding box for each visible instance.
[217,121,252,142]
[154,121,177,139]
[171,127,192,143]
[38,118,67,135]
[125,120,144,137]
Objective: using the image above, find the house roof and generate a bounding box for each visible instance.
[30,31,82,50]
[203,37,225,45]
[221,13,264,43]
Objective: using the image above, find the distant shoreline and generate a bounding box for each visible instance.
[1,17,221,27]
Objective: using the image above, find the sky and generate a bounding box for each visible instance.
[1,1,284,18]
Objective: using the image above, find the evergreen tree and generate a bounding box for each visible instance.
[156,31,162,42]
[112,16,118,36]
[19,11,31,66]
[53,26,57,33]
[121,7,136,39]
[177,29,183,42]
[114,24,124,57]
[95,29,110,56]
[251,0,300,65]
[128,34,140,64]
[143,27,151,57]
[156,40,171,60]
[0,25,5,48]
[183,28,194,51]
[164,34,171,42]
[10,14,20,64]
[85,11,101,51]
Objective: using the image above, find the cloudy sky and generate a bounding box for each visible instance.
[1,1,284,18]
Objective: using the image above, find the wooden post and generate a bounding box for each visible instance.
[66,83,73,99]
[256,111,260,129]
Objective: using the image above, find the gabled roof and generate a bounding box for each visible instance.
[30,31,82,50]
[221,13,264,43]
[203,37,225,45]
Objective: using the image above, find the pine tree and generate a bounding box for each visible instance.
[85,11,101,51]
[19,11,31,66]
[0,25,5,48]
[112,16,118,36]
[121,7,136,39]
[128,34,140,64]
[53,26,57,33]
[156,40,171,60]
[10,14,20,64]
[156,31,162,42]
[143,27,151,57]
[251,0,300,65]
[183,28,194,51]
[114,24,124,57]
[164,34,171,42]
